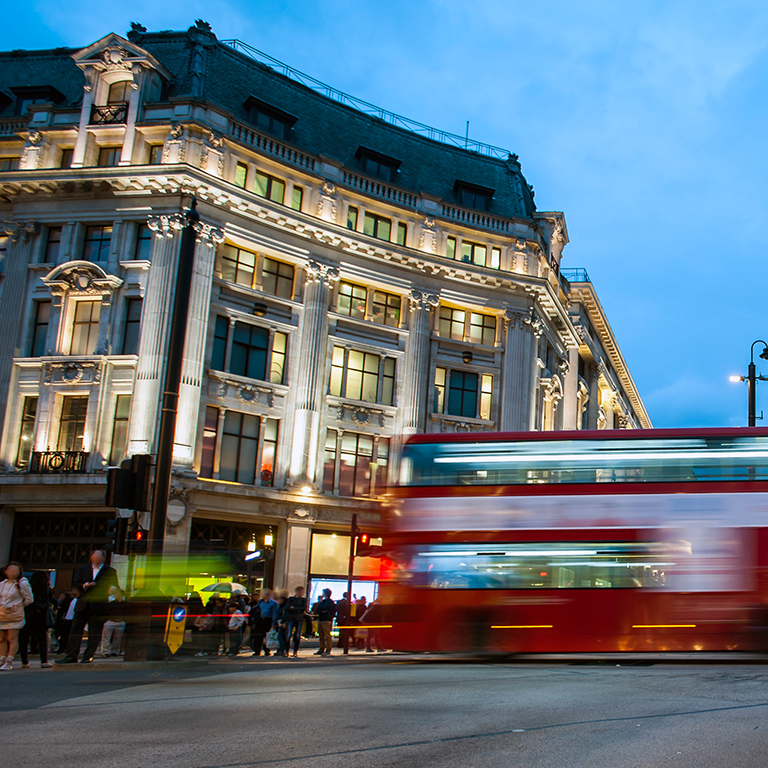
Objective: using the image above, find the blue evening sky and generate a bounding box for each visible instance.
[4,1,767,428]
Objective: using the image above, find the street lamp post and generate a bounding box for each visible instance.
[730,340,768,427]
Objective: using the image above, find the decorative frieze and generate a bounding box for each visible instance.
[43,361,101,386]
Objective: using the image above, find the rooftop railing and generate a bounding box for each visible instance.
[560,267,591,284]
[221,39,512,160]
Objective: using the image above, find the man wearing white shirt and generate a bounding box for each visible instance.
[56,550,118,664]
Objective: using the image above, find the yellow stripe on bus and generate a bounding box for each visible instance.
[491,625,554,629]
[632,624,696,629]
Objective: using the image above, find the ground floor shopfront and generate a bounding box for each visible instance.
[0,474,386,595]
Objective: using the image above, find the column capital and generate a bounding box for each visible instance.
[192,219,225,246]
[148,213,185,238]
[2,220,39,243]
[409,288,439,311]
[305,259,340,287]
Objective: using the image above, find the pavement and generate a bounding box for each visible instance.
[2,651,768,767]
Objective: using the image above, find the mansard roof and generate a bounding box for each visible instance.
[0,22,537,220]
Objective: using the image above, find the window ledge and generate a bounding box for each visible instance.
[430,414,495,432]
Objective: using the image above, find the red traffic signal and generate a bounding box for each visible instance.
[129,526,148,554]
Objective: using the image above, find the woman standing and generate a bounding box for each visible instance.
[0,562,33,671]
[249,589,277,656]
[19,571,53,668]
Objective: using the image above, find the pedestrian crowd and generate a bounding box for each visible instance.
[0,551,386,669]
[191,586,387,658]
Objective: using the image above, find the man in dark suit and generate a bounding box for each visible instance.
[56,549,119,664]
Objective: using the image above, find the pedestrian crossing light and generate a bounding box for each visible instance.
[356,531,383,557]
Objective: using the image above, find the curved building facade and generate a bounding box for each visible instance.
[0,22,650,590]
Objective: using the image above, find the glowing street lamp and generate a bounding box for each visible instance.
[729,341,768,426]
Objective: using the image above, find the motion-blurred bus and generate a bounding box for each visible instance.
[381,428,768,653]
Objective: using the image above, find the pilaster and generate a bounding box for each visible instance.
[127,214,184,454]
[500,308,542,431]
[173,220,224,467]
[561,347,580,430]
[0,221,38,443]
[288,260,338,486]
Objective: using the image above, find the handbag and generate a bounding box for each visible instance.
[266,628,280,650]
[0,603,24,622]
[45,605,57,629]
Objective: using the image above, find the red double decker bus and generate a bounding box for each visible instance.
[381,428,768,654]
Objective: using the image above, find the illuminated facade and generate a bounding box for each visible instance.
[0,22,650,587]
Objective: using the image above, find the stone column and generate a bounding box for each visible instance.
[172,220,224,468]
[71,72,95,168]
[500,308,542,432]
[396,289,438,437]
[119,68,143,166]
[527,314,545,430]
[0,221,38,445]
[561,348,580,430]
[281,521,313,591]
[288,260,338,487]
[127,214,184,455]
[587,364,600,430]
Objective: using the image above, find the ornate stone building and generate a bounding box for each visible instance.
[0,22,651,590]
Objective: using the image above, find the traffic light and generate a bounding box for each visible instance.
[105,454,153,511]
[128,526,148,555]
[105,518,128,555]
[356,531,383,557]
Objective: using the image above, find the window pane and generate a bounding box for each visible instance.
[323,430,337,492]
[446,237,456,260]
[490,247,501,269]
[211,315,229,371]
[378,218,391,241]
[255,172,269,197]
[109,394,131,466]
[270,331,287,384]
[291,186,303,211]
[200,405,218,478]
[57,396,88,452]
[330,346,344,396]
[16,396,38,468]
[363,213,375,237]
[396,222,407,246]
[347,206,358,230]
[270,178,285,204]
[235,162,247,188]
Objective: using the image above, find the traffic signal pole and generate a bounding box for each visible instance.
[345,513,357,655]
[148,200,199,555]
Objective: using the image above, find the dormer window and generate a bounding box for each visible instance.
[355,147,400,183]
[107,81,130,105]
[10,85,65,115]
[244,95,297,140]
[455,180,494,211]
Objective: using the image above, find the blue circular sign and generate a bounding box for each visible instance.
[172,606,186,623]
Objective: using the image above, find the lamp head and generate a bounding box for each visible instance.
[730,375,745,383]
[760,346,768,361]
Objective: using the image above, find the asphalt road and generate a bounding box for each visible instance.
[2,658,768,767]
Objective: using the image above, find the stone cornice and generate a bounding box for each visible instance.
[568,282,651,428]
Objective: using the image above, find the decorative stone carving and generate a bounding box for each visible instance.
[521,308,544,338]
[512,239,528,272]
[207,131,224,149]
[61,362,84,383]
[322,181,336,196]
[42,261,123,303]
[192,220,225,246]
[200,131,225,176]
[166,487,194,528]
[305,259,339,287]
[169,123,184,140]
[2,220,39,243]
[236,386,257,404]
[335,403,386,428]
[102,45,133,72]
[147,213,185,238]
[163,124,186,164]
[617,414,630,429]
[408,289,439,311]
[558,359,570,377]
[316,183,338,221]
[597,406,607,430]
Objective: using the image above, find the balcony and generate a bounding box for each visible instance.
[90,103,127,125]
[29,451,89,473]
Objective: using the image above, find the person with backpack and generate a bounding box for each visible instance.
[0,562,34,671]
[283,586,308,657]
